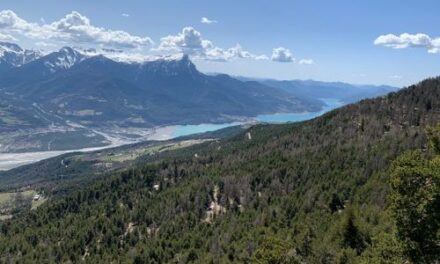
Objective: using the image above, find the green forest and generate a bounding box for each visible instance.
[0,78,440,263]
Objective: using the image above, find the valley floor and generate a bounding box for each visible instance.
[0,98,344,171]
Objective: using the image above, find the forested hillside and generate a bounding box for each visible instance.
[0,77,439,263]
[0,125,246,194]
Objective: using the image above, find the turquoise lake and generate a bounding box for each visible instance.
[172,98,344,138]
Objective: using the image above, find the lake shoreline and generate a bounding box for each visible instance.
[0,98,343,171]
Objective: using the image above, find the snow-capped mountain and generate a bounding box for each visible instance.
[0,43,89,75]
[0,43,319,131]
[0,42,194,72]
[0,42,42,68]
[39,46,87,72]
[0,46,90,83]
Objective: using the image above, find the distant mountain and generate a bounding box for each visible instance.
[0,43,324,151]
[0,42,400,152]
[237,77,399,103]
[18,46,86,76]
[0,42,41,71]
[0,46,86,86]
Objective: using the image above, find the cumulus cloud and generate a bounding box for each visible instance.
[0,10,152,49]
[0,10,314,64]
[201,17,217,24]
[0,10,34,31]
[271,47,294,62]
[158,26,266,61]
[299,59,314,65]
[50,11,152,48]
[159,27,209,54]
[374,33,440,54]
[158,29,311,63]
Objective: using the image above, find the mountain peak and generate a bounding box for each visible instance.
[137,53,199,77]
[59,46,77,55]
[181,54,190,62]
[40,46,86,71]
[0,42,41,67]
[0,42,23,53]
[176,54,197,72]
[179,54,196,69]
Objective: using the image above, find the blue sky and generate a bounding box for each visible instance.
[1,0,440,87]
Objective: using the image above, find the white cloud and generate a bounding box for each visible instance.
[50,11,152,48]
[158,28,307,63]
[0,10,314,64]
[158,27,266,61]
[0,10,152,49]
[0,10,35,31]
[0,32,16,41]
[121,13,130,17]
[77,46,189,63]
[201,17,217,24]
[390,75,403,79]
[35,41,56,47]
[159,27,209,54]
[271,47,294,62]
[299,59,314,65]
[374,33,440,54]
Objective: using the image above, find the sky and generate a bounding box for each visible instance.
[0,0,439,87]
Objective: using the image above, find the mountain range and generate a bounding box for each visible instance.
[0,42,42,69]
[237,77,398,104]
[0,43,318,130]
[0,42,397,152]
